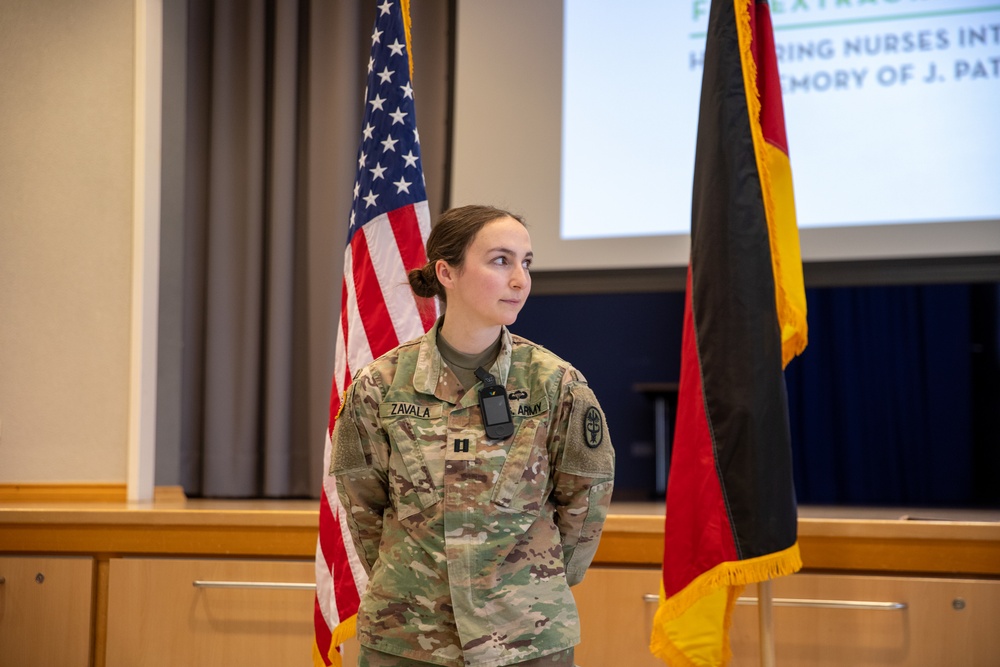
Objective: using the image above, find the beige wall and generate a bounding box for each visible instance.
[0,0,135,482]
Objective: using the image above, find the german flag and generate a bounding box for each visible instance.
[650,1,807,665]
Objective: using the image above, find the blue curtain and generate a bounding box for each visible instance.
[517,282,999,507]
[785,283,996,506]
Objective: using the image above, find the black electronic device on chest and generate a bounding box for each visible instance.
[475,366,514,440]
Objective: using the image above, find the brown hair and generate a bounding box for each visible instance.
[408,204,525,302]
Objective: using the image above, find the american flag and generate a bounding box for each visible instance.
[313,1,437,665]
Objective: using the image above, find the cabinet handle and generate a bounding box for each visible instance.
[642,594,905,611]
[736,596,906,611]
[193,580,317,590]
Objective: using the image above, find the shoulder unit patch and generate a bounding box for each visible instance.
[583,406,604,448]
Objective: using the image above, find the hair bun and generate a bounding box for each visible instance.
[408,264,439,299]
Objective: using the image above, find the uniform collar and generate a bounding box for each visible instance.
[413,318,514,399]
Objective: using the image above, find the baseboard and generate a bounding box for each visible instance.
[0,483,186,503]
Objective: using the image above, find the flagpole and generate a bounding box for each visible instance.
[758,580,776,667]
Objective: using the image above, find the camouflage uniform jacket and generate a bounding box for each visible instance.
[330,323,615,667]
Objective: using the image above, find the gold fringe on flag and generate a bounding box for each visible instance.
[313,614,357,667]
[650,543,803,666]
[401,0,415,81]
[653,543,802,623]
[328,614,358,665]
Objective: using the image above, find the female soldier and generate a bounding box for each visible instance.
[330,205,615,667]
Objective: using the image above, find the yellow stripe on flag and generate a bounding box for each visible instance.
[735,0,808,369]
[765,144,807,367]
[654,586,734,667]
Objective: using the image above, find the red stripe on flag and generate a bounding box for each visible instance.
[327,382,342,441]
[339,276,349,362]
[751,4,788,154]
[662,269,739,597]
[314,594,333,666]
[314,487,341,666]
[341,363,352,406]
[319,486,362,614]
[318,488,340,574]
[350,229,400,359]
[328,277,350,430]
[387,205,428,270]
[387,205,437,332]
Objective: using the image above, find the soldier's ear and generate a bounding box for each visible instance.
[436,260,456,290]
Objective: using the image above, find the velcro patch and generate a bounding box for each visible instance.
[561,385,614,477]
[330,408,368,475]
[379,402,443,420]
[445,430,478,461]
[510,394,549,418]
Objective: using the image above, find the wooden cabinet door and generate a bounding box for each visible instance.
[730,573,1000,667]
[573,567,664,667]
[105,558,361,667]
[575,568,1000,667]
[0,556,94,667]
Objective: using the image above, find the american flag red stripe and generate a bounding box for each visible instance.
[317,482,361,607]
[314,2,436,664]
[388,206,438,332]
[338,279,351,398]
[350,229,401,358]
